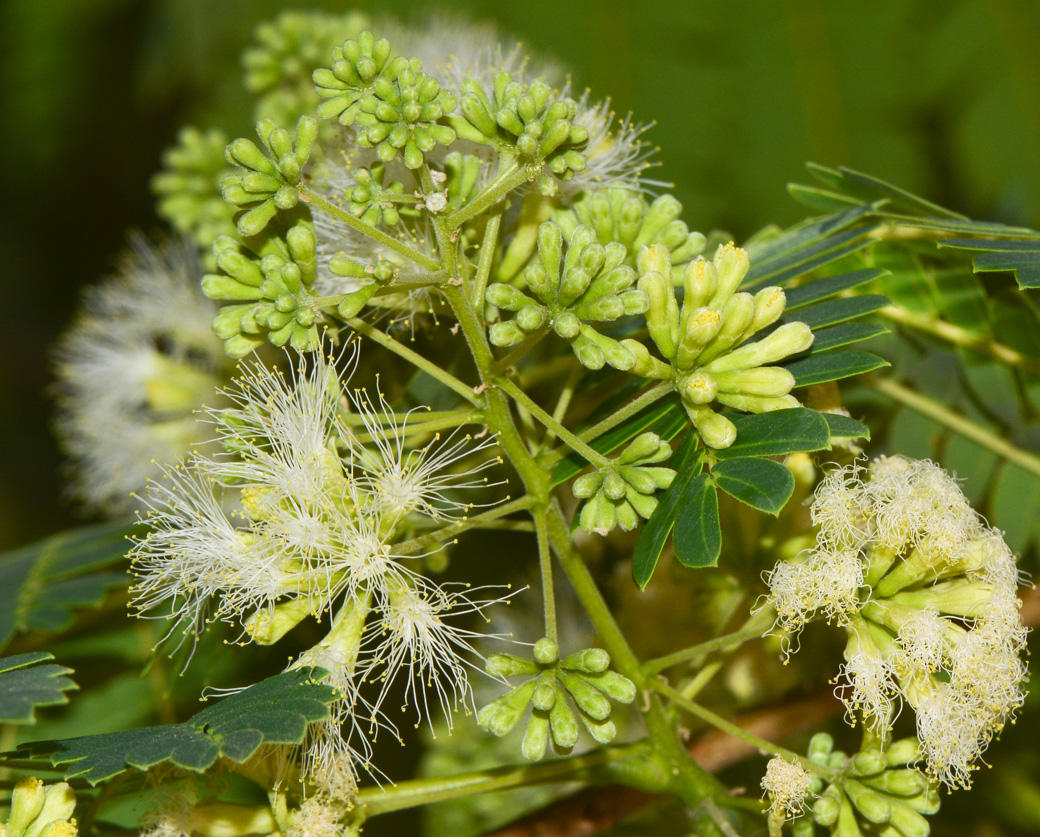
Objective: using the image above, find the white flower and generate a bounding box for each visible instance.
[54,235,229,513]
[761,756,813,818]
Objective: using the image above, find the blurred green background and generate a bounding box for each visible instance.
[2,0,1039,550]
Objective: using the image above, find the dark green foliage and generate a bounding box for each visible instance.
[17,668,336,784]
[0,652,77,724]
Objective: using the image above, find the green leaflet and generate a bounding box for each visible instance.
[0,652,77,724]
[789,295,890,330]
[784,349,889,386]
[16,668,337,784]
[784,268,888,309]
[711,457,793,517]
[811,322,889,352]
[714,408,830,460]
[823,412,870,441]
[0,520,140,649]
[672,474,720,569]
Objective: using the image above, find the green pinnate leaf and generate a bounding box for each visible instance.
[16,668,336,784]
[672,474,721,568]
[714,408,829,460]
[0,653,77,724]
[711,457,795,516]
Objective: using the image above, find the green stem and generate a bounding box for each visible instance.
[472,210,502,312]
[880,305,1040,377]
[580,382,675,443]
[489,326,551,376]
[496,376,613,469]
[345,317,481,407]
[393,496,535,556]
[644,613,773,676]
[538,364,584,452]
[535,513,558,641]
[349,413,481,445]
[357,742,643,816]
[299,185,441,271]
[446,161,529,229]
[871,376,1040,480]
[652,680,837,780]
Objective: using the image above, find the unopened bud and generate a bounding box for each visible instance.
[704,322,814,374]
[521,711,550,761]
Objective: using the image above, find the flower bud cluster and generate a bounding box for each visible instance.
[222,116,318,236]
[478,638,636,759]
[314,33,457,169]
[554,187,705,268]
[451,72,589,194]
[764,457,1029,789]
[624,242,813,449]
[2,778,77,837]
[203,221,322,356]
[802,734,939,837]
[486,221,647,369]
[152,127,237,261]
[572,432,675,534]
[243,11,368,126]
[345,163,407,226]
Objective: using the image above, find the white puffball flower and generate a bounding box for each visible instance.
[835,651,900,737]
[761,756,813,818]
[54,234,230,514]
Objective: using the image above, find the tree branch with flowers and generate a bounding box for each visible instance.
[4,12,1040,837]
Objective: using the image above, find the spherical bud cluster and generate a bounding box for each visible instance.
[203,221,322,356]
[763,457,1029,789]
[761,756,813,820]
[479,638,636,760]
[346,163,407,226]
[805,734,938,837]
[572,432,675,535]
[623,242,813,449]
[243,10,368,126]
[152,127,238,261]
[314,33,457,170]
[555,187,705,268]
[486,221,647,370]
[2,778,78,837]
[222,116,318,236]
[450,71,589,194]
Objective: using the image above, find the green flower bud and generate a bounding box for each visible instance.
[549,696,579,751]
[639,269,680,361]
[678,371,718,406]
[558,671,612,721]
[808,733,835,763]
[530,670,559,711]
[489,321,527,347]
[750,286,787,334]
[708,242,751,309]
[22,785,76,837]
[813,787,842,827]
[562,648,611,673]
[715,393,800,412]
[518,303,549,333]
[617,432,669,465]
[675,307,723,369]
[865,770,929,798]
[685,404,737,450]
[486,283,531,312]
[694,292,756,366]
[572,471,604,499]
[846,780,890,824]
[533,637,559,665]
[621,339,672,379]
[703,322,814,374]
[886,739,921,767]
[712,366,796,397]
[477,680,537,737]
[791,818,816,837]
[602,469,627,501]
[578,713,617,744]
[582,669,637,704]
[886,800,930,837]
[851,749,888,777]
[554,310,582,340]
[7,779,47,837]
[522,710,551,761]
[486,653,540,678]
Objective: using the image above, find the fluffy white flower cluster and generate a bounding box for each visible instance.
[761,756,813,819]
[130,346,507,793]
[763,457,1028,789]
[54,236,231,513]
